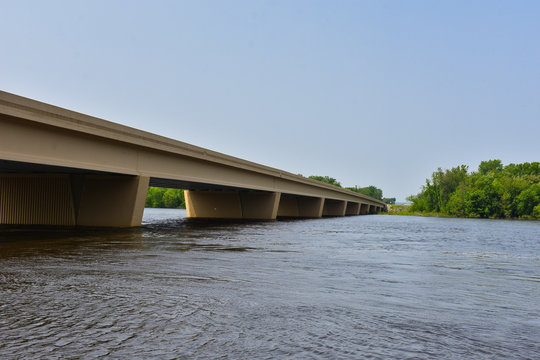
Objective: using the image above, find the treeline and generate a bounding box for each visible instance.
[408,160,540,219]
[308,175,395,204]
[145,187,185,208]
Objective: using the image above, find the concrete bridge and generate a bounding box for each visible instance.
[0,91,386,227]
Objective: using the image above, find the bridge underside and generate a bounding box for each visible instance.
[0,160,385,227]
[0,172,148,227]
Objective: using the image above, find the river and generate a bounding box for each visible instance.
[1,209,539,359]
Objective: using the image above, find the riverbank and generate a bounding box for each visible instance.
[386,204,452,217]
[386,204,539,220]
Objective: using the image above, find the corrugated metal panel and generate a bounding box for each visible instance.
[0,174,75,225]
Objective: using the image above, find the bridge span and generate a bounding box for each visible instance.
[0,91,386,227]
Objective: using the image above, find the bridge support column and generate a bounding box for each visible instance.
[75,175,149,227]
[345,202,360,216]
[0,174,149,227]
[323,199,347,217]
[359,203,369,215]
[277,195,324,218]
[184,190,281,220]
[241,191,281,220]
[297,196,324,218]
[276,195,299,217]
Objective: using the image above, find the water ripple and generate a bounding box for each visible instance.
[0,209,539,359]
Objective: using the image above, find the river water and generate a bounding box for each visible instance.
[0,209,539,359]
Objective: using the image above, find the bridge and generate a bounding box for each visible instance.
[0,91,386,227]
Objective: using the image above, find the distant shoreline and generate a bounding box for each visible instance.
[386,204,539,221]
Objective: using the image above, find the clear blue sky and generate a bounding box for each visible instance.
[2,1,539,201]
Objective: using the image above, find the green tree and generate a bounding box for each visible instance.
[409,178,439,212]
[478,159,503,175]
[533,204,540,218]
[347,185,383,200]
[493,175,530,218]
[463,177,502,218]
[163,188,185,208]
[145,187,186,208]
[504,162,540,177]
[438,165,469,212]
[516,183,540,216]
[447,183,467,217]
[464,188,490,218]
[309,176,342,187]
[408,160,540,219]
[145,187,166,208]
[411,165,469,213]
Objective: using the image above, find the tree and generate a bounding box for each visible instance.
[516,183,540,217]
[478,159,503,175]
[408,160,540,219]
[438,165,469,212]
[308,176,390,201]
[447,183,467,217]
[163,189,185,208]
[145,187,186,208]
[347,185,383,200]
[464,178,502,218]
[493,175,530,218]
[146,187,166,208]
[309,175,342,187]
[504,162,540,177]
[534,204,540,218]
[464,188,490,218]
[383,197,396,204]
[411,165,469,213]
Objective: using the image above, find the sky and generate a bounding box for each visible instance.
[1,0,539,202]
